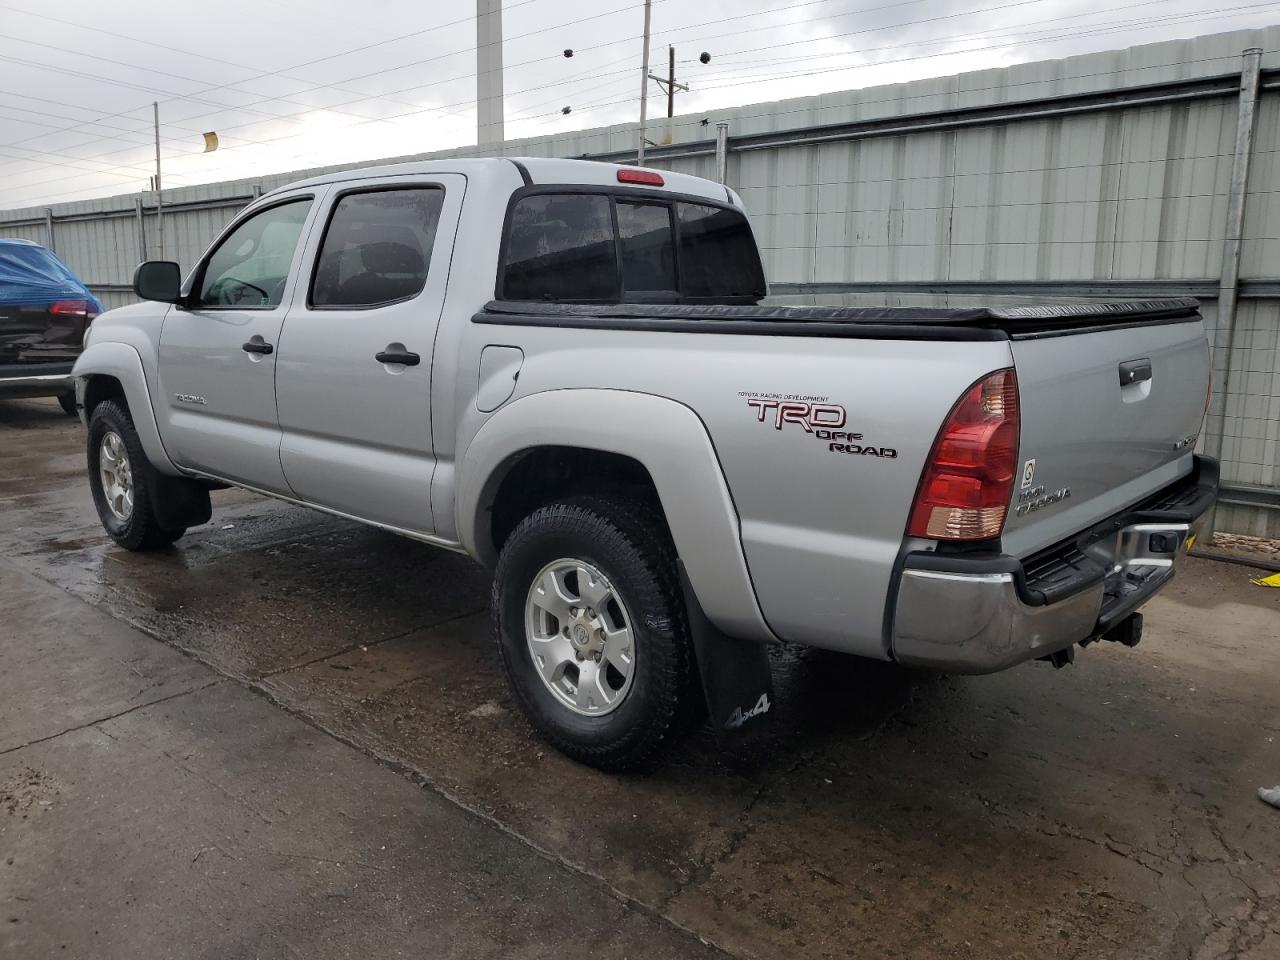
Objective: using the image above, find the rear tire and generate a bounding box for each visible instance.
[87,400,185,551]
[57,392,77,416]
[492,495,696,772]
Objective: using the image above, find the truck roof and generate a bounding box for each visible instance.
[269,156,733,204]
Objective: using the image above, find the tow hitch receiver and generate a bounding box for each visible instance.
[1101,612,1143,648]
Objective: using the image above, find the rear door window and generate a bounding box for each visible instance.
[501,194,617,301]
[311,187,445,309]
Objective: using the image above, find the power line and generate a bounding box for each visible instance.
[0,0,1021,181]
[0,0,551,157]
[1,1,1273,205]
[0,0,631,157]
[518,5,1279,126]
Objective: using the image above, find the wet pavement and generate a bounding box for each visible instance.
[2,395,1279,959]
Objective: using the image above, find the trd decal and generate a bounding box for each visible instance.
[746,397,846,431]
[740,393,898,460]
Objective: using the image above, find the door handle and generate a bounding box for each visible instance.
[242,339,274,355]
[1119,359,1152,386]
[375,349,420,366]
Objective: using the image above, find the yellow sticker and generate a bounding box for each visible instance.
[1186,533,1197,550]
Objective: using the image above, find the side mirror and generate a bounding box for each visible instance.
[133,261,182,303]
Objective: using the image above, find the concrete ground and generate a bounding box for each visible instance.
[2,396,1278,960]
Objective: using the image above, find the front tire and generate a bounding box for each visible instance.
[87,400,184,551]
[493,496,696,772]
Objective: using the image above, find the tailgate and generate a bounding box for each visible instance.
[1001,317,1210,559]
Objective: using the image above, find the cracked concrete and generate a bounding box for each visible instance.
[3,394,1279,958]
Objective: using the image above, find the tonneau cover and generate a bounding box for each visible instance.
[481,296,1201,335]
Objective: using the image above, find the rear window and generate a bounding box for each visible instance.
[676,202,763,300]
[0,244,77,282]
[498,190,764,304]
[501,194,617,302]
[617,199,677,296]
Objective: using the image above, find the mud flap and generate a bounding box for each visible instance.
[149,475,212,531]
[678,560,775,746]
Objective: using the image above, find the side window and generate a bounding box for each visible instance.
[616,200,676,296]
[197,199,311,308]
[311,187,445,309]
[500,194,617,302]
[675,202,766,301]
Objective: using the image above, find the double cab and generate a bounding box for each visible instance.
[73,157,1217,769]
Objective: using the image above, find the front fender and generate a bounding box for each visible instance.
[73,341,180,476]
[457,389,775,644]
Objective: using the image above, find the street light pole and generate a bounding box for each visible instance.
[637,0,651,164]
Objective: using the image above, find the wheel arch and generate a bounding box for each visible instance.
[457,389,775,643]
[74,341,180,475]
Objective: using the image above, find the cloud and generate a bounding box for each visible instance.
[0,0,1272,208]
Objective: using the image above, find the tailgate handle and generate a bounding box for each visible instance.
[1119,359,1152,386]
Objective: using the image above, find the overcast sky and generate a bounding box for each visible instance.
[0,0,1275,210]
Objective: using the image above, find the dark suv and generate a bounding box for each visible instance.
[0,239,102,414]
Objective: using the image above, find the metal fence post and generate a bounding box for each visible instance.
[715,121,730,185]
[135,195,146,260]
[43,208,54,252]
[1205,47,1263,529]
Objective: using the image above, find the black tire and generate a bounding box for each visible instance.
[492,495,697,772]
[87,400,185,551]
[57,392,77,416]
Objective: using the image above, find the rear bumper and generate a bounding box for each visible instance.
[0,362,74,397]
[891,456,1218,674]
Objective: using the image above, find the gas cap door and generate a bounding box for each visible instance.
[476,345,524,412]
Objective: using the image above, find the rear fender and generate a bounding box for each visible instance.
[73,341,180,476]
[457,389,775,643]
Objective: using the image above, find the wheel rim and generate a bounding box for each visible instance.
[98,430,134,522]
[524,558,637,717]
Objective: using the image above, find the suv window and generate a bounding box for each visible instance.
[311,187,445,309]
[197,199,311,308]
[497,191,764,304]
[501,194,617,301]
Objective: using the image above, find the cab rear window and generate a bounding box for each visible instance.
[497,190,765,304]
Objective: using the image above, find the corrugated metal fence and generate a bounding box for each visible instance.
[3,27,1279,536]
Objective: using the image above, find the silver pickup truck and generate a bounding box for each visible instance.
[73,157,1218,769]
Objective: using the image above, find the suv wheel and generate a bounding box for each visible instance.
[493,496,696,771]
[87,400,185,550]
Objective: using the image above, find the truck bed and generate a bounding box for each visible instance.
[476,296,1202,341]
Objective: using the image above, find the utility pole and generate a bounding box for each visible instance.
[647,46,693,120]
[153,101,163,261]
[667,46,675,118]
[637,0,651,164]
[476,0,504,146]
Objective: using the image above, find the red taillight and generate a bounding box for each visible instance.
[908,369,1020,541]
[50,299,92,318]
[617,168,664,186]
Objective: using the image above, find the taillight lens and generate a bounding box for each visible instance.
[50,299,93,319]
[908,368,1020,541]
